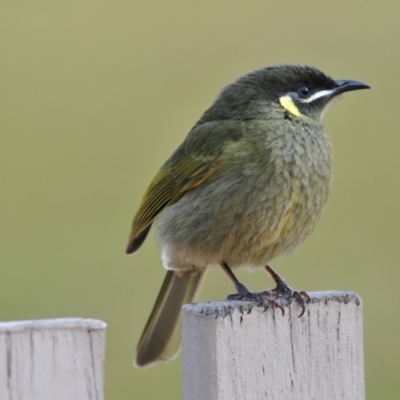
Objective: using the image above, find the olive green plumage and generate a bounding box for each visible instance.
[127,64,370,368]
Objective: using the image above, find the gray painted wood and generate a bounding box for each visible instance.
[0,318,106,400]
[182,291,364,400]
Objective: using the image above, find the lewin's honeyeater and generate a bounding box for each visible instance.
[126,64,370,368]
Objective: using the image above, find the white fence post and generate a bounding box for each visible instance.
[0,318,106,400]
[182,291,364,400]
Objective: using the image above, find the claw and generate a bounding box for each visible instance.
[258,291,285,316]
[271,301,285,316]
[293,290,310,317]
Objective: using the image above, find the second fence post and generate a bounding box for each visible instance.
[0,318,106,400]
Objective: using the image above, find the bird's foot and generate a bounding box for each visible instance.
[265,265,310,317]
[220,261,309,317]
[227,282,285,315]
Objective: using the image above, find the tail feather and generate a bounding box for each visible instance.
[134,270,206,368]
[126,224,152,255]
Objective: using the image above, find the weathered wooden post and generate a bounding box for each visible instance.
[182,291,364,400]
[0,318,106,400]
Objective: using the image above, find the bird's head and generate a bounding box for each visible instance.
[206,64,371,123]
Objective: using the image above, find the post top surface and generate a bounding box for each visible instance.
[183,291,361,319]
[0,318,107,332]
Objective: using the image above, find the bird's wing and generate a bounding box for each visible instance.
[126,121,243,254]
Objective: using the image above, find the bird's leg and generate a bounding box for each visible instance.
[265,264,310,317]
[219,261,251,297]
[219,261,284,315]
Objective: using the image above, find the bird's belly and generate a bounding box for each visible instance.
[155,172,330,271]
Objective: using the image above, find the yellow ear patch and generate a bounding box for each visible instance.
[279,95,301,117]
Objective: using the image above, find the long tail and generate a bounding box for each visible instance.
[134,270,206,368]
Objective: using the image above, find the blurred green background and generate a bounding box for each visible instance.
[0,1,398,399]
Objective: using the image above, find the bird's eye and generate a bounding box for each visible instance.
[298,86,310,98]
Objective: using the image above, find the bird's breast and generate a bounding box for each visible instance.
[156,122,333,270]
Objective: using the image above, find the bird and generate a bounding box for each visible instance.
[126,64,370,368]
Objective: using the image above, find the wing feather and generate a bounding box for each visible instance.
[126,121,243,254]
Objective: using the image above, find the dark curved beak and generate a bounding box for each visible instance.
[333,79,371,96]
